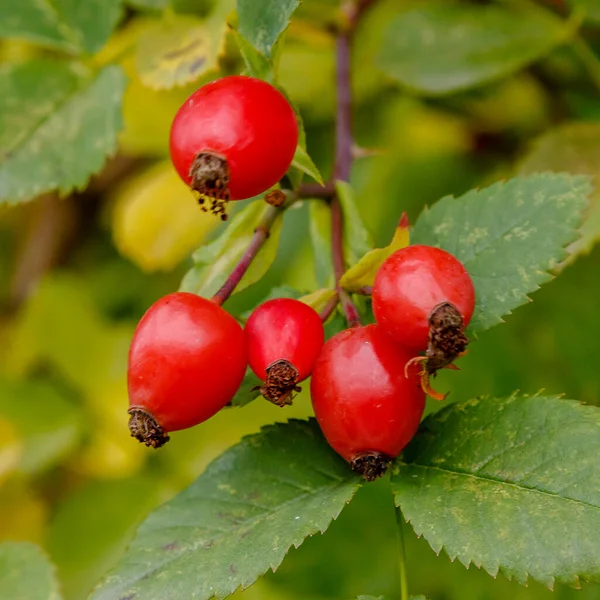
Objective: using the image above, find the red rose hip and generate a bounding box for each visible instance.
[127,292,247,448]
[373,244,475,351]
[310,324,426,481]
[245,298,324,406]
[169,75,298,217]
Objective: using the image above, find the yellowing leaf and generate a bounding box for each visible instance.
[298,288,337,314]
[136,15,224,89]
[112,161,221,271]
[340,215,410,292]
[0,419,22,485]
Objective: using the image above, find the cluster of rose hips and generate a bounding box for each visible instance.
[127,75,476,481]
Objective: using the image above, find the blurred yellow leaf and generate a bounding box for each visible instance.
[0,482,47,544]
[0,420,22,486]
[112,161,221,271]
[340,216,410,292]
[136,15,223,89]
[299,288,336,314]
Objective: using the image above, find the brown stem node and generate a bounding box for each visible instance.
[259,359,302,407]
[128,408,170,448]
[350,451,391,482]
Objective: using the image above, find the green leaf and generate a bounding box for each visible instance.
[180,201,284,297]
[340,216,409,293]
[309,200,335,287]
[411,174,591,333]
[48,477,164,600]
[336,181,374,267]
[0,542,62,600]
[393,394,600,588]
[568,0,600,22]
[127,0,171,10]
[0,61,126,205]
[136,14,225,89]
[291,145,324,186]
[237,0,300,58]
[299,288,337,315]
[377,2,569,95]
[0,378,81,475]
[227,368,262,408]
[0,0,122,54]
[90,419,362,600]
[519,122,600,263]
[232,31,274,81]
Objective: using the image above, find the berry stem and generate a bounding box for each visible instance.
[318,292,340,322]
[211,196,292,306]
[394,503,410,600]
[329,4,371,328]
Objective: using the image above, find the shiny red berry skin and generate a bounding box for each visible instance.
[310,324,426,464]
[128,292,247,434]
[372,245,475,351]
[245,298,324,382]
[169,76,298,200]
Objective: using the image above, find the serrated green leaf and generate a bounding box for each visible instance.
[393,394,600,588]
[227,368,263,408]
[519,122,600,263]
[291,146,324,186]
[0,378,81,475]
[336,181,374,267]
[232,31,274,81]
[0,542,62,600]
[309,200,335,287]
[340,217,410,292]
[377,2,568,95]
[0,0,122,54]
[90,419,362,600]
[0,61,126,205]
[237,0,300,58]
[411,174,591,333]
[180,201,283,298]
[136,15,224,89]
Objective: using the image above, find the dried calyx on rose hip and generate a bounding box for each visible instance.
[372,244,475,400]
[310,324,426,481]
[245,298,324,407]
[127,292,247,448]
[169,75,298,220]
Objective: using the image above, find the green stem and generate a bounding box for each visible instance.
[394,503,409,600]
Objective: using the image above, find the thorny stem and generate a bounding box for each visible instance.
[211,201,287,306]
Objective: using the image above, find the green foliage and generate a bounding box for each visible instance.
[393,394,600,588]
[520,122,600,262]
[0,62,126,205]
[336,181,373,267]
[180,200,283,297]
[0,542,62,600]
[0,378,81,475]
[291,146,324,186]
[378,2,569,95]
[237,0,300,58]
[0,0,122,54]
[90,420,362,600]
[309,200,335,287]
[411,174,591,333]
[228,369,263,408]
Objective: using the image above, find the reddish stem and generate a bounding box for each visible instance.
[211,205,281,306]
[318,292,340,322]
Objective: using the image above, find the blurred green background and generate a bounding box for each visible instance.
[2,0,600,598]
